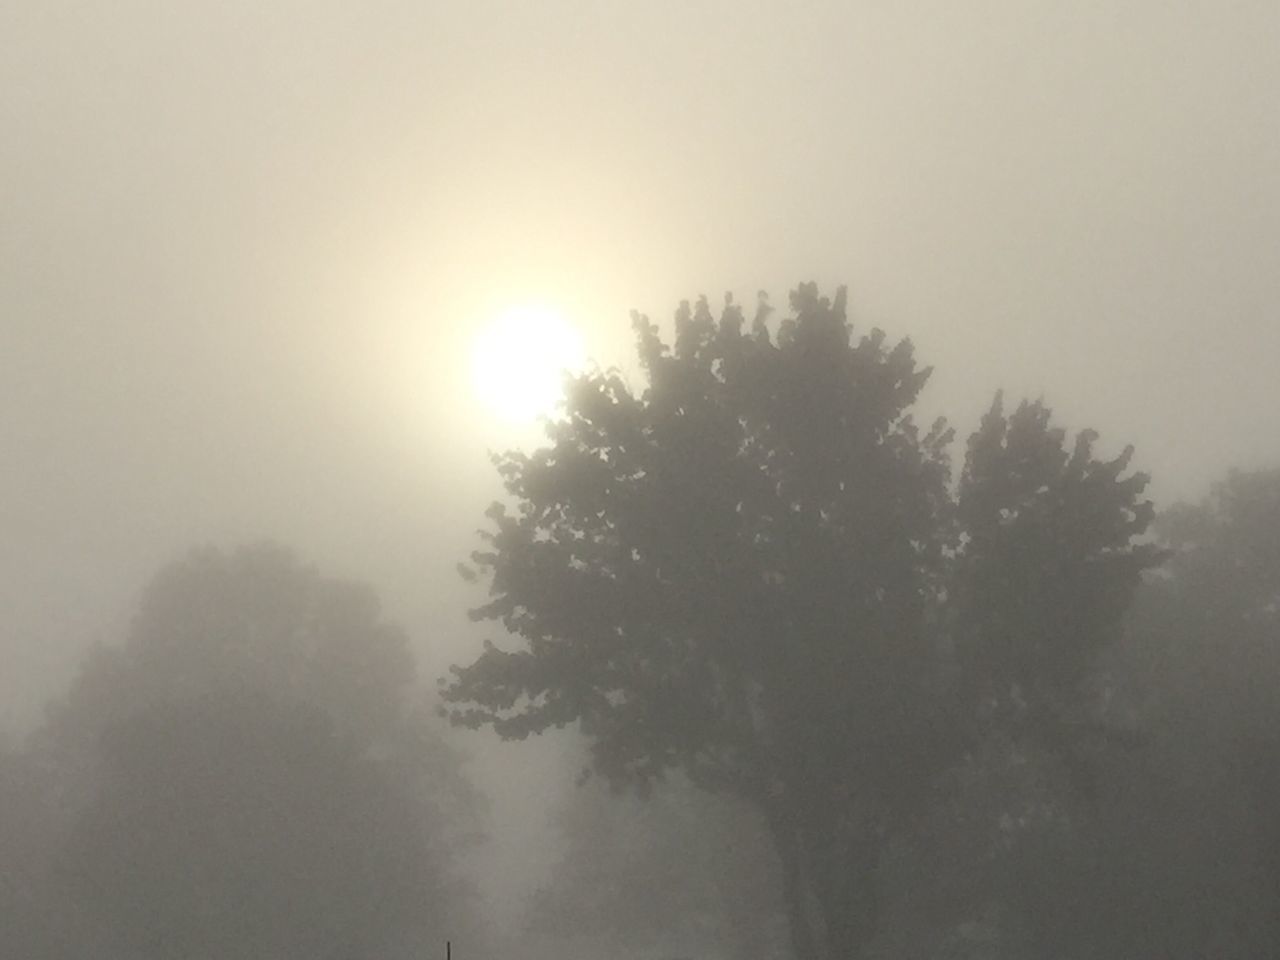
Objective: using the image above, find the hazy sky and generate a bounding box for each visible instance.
[3,4,1279,909]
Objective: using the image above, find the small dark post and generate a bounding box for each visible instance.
[447,940,452,960]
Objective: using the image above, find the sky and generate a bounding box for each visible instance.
[3,0,1280,925]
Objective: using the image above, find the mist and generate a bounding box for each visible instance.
[3,2,1279,958]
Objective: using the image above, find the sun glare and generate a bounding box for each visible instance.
[471,305,587,424]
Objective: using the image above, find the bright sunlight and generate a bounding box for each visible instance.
[471,304,587,424]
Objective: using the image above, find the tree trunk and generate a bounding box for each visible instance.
[814,820,880,960]
[765,796,883,960]
[772,815,830,960]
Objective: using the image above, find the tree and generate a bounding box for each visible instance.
[47,542,415,753]
[1108,468,1280,953]
[1125,468,1280,729]
[918,466,1277,960]
[29,543,481,959]
[954,393,1163,797]
[444,284,1159,959]
[61,688,448,959]
[876,395,1163,960]
[0,740,74,958]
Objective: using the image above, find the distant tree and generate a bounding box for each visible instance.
[1109,468,1280,952]
[29,543,481,959]
[60,688,448,959]
[443,284,1159,959]
[0,742,67,957]
[1126,468,1280,727]
[48,542,415,752]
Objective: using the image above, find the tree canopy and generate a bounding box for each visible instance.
[63,688,446,960]
[444,283,1161,959]
[8,543,481,960]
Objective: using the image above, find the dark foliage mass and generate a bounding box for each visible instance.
[0,544,479,960]
[2,283,1276,960]
[445,283,1277,959]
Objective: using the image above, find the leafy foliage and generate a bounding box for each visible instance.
[447,287,953,793]
[444,283,1161,958]
[954,394,1163,797]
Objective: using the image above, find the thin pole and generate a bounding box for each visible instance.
[447,940,452,960]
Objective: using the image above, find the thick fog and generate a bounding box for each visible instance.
[3,2,1280,958]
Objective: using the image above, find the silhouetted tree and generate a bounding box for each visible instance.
[956,393,1162,759]
[446,285,954,959]
[444,284,1159,960]
[908,466,1274,960]
[881,395,1163,959]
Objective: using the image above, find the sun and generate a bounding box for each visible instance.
[471,304,587,424]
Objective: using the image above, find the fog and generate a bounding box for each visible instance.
[3,2,1279,958]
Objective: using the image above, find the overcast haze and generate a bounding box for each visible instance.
[4,0,1280,944]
